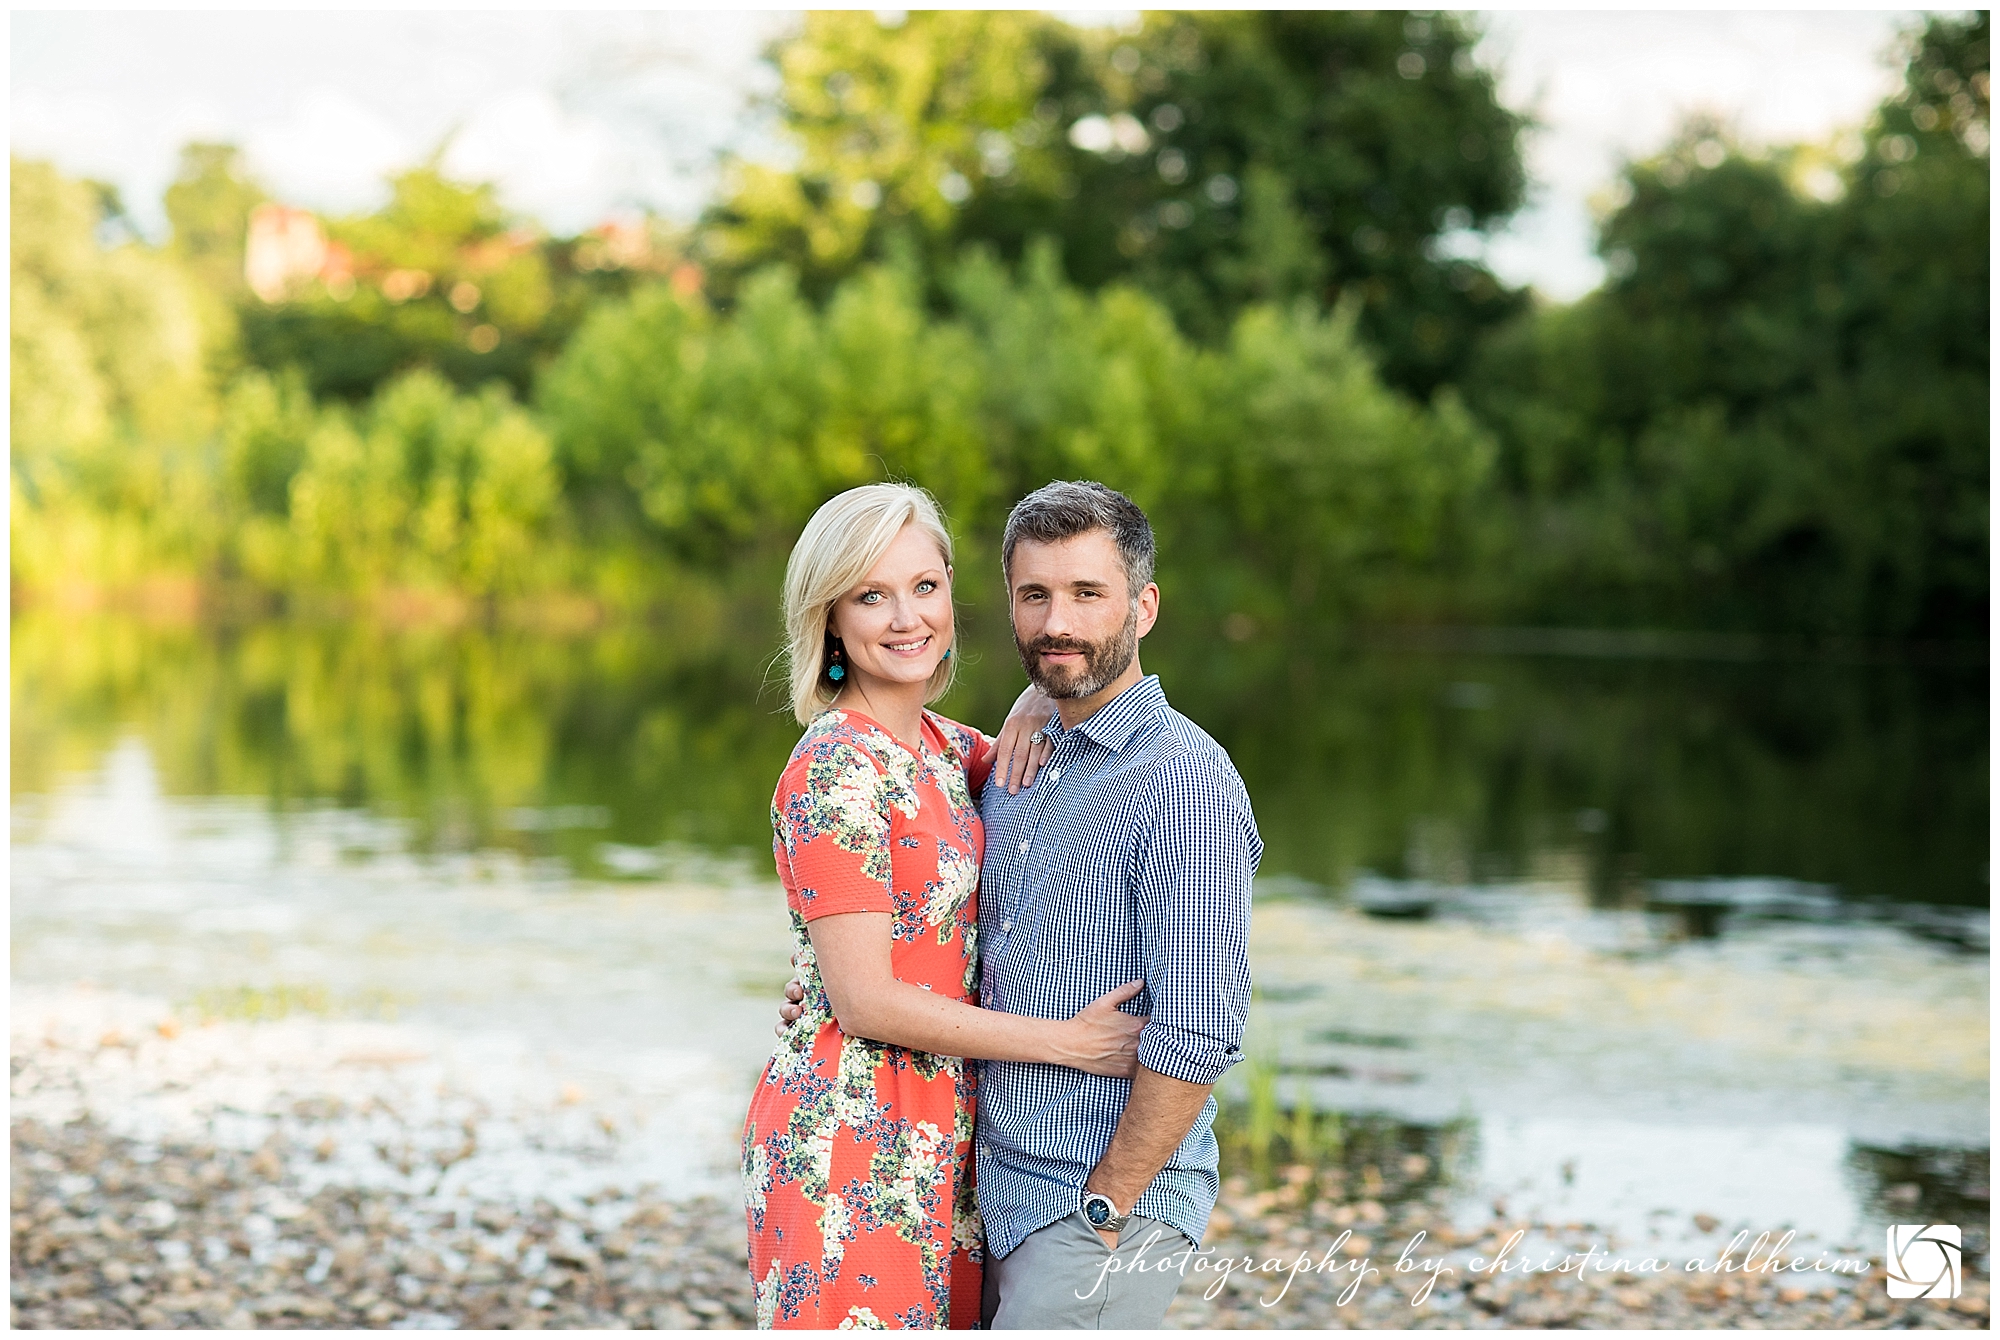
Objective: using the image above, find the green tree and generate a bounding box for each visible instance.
[704,10,1529,395]
[284,369,561,596]
[11,159,213,460]
[938,243,1497,627]
[1463,13,1987,639]
[11,157,219,588]
[541,248,1493,629]
[704,12,1062,289]
[539,266,988,561]
[211,368,319,585]
[1060,11,1529,393]
[163,142,265,298]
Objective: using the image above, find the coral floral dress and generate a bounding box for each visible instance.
[743,707,996,1330]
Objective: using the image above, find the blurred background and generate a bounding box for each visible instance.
[10,9,1989,1329]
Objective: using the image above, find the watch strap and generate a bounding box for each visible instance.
[1081,1190,1130,1231]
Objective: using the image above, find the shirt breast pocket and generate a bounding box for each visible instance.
[1032,850,1133,970]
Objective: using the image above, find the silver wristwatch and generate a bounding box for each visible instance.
[1080,1190,1130,1233]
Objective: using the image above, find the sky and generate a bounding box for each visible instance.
[10,10,1915,301]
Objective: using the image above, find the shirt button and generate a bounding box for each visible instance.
[1049,767,1062,781]
[1000,918,1012,933]
[980,1143,990,1157]
[1018,840,1029,853]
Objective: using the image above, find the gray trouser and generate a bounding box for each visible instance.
[982,1211,1193,1329]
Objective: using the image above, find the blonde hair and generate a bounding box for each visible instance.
[783,483,958,725]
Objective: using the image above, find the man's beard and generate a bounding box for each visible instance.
[1016,606,1139,700]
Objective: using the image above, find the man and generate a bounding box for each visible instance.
[783,480,1261,1328]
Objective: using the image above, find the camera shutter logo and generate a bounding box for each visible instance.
[1886,1225,1960,1299]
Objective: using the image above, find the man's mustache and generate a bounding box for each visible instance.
[1026,638,1097,656]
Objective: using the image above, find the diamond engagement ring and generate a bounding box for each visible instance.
[1030,731,1047,745]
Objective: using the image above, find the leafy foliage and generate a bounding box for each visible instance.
[703,11,1528,394]
[541,245,1492,628]
[163,142,266,299]
[236,166,669,402]
[1462,14,1988,638]
[7,14,1986,644]
[212,368,561,597]
[539,266,986,559]
[11,157,221,589]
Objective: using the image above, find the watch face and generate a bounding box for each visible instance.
[1084,1197,1110,1227]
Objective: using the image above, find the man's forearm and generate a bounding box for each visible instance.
[1085,1064,1214,1214]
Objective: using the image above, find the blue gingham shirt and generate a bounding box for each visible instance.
[973,674,1260,1260]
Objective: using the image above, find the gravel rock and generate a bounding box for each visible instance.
[20,1119,1986,1330]
[9,994,1985,1331]
[1161,1173,1990,1330]
[11,1117,754,1330]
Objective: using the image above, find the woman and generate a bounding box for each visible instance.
[742,484,1145,1330]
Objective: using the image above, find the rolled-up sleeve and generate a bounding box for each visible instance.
[1130,757,1261,1085]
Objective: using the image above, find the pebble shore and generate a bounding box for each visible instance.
[14,1115,1988,1330]
[12,1116,752,1330]
[1163,1171,1990,1329]
[10,987,1987,1330]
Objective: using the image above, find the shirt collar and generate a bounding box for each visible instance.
[1045,674,1165,753]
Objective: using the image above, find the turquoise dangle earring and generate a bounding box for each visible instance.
[941,647,953,662]
[826,637,846,682]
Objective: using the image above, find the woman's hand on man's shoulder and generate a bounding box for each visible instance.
[994,685,1057,795]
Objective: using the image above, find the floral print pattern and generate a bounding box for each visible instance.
[744,708,994,1330]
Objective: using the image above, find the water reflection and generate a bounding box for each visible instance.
[1159,631,1988,914]
[9,608,802,873]
[1214,1104,1990,1276]
[1850,1144,1993,1248]
[11,608,1989,914]
[1328,872,1990,952]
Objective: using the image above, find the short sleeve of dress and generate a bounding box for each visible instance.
[774,736,897,921]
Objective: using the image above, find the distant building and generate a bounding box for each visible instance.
[575,217,668,274]
[244,204,328,303]
[243,201,687,306]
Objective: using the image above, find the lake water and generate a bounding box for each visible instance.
[10,608,1989,1268]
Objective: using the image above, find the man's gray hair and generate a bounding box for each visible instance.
[1001,480,1156,599]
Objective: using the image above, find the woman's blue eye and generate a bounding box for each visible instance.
[917,581,936,594]
[859,591,882,604]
